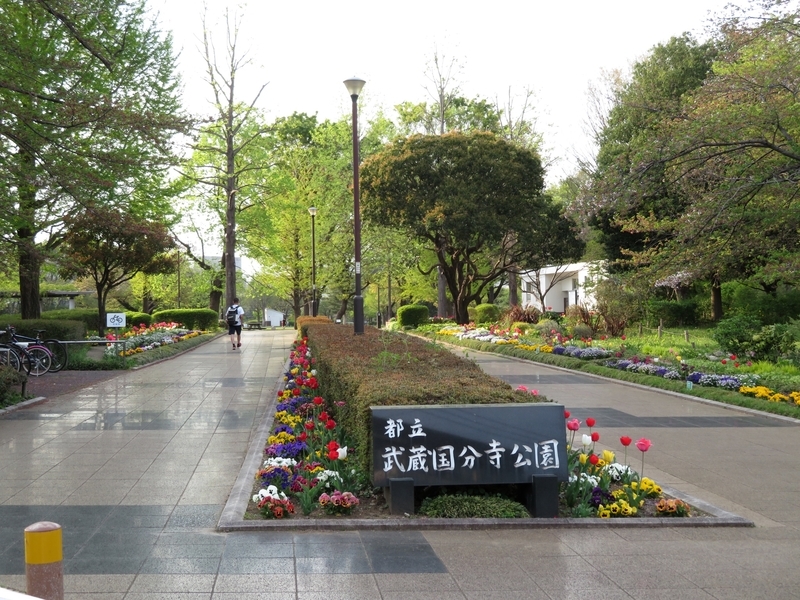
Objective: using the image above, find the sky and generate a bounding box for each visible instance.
[150,0,735,185]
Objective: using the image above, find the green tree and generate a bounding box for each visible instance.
[0,0,188,319]
[361,131,584,324]
[59,206,176,336]
[650,2,800,300]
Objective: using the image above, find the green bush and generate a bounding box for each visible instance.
[151,309,219,330]
[396,305,429,328]
[419,493,530,518]
[571,323,593,340]
[713,315,762,355]
[534,319,562,337]
[648,299,699,327]
[723,282,800,325]
[125,312,152,327]
[474,303,500,324]
[0,317,85,341]
[750,323,798,361]
[0,365,25,407]
[510,322,532,334]
[39,309,100,333]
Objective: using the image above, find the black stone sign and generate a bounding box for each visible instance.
[371,403,568,487]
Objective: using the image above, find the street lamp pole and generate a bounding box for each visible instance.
[344,77,366,335]
[308,206,317,317]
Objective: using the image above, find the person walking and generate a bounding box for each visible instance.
[225,298,245,350]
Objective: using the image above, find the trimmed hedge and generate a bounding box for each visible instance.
[126,312,152,327]
[0,365,26,407]
[305,325,545,475]
[0,316,85,341]
[296,316,333,338]
[152,309,219,330]
[396,304,428,328]
[474,303,500,324]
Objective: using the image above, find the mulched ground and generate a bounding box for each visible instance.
[24,370,123,399]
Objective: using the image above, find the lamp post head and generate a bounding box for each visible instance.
[308,206,317,217]
[343,77,366,98]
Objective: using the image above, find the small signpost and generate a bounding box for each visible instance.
[106,313,126,329]
[371,403,569,517]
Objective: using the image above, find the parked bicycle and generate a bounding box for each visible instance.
[0,326,67,376]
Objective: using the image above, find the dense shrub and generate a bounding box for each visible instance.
[0,317,85,341]
[296,316,333,337]
[713,315,762,355]
[125,312,152,327]
[419,493,530,518]
[723,283,800,325]
[38,309,100,333]
[0,365,25,406]
[534,319,562,337]
[750,323,798,361]
[152,309,218,330]
[648,299,699,327]
[305,325,544,475]
[396,305,429,328]
[474,303,500,324]
[571,323,594,340]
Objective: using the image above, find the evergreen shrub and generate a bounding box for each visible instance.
[396,305,429,328]
[474,303,500,324]
[152,309,218,330]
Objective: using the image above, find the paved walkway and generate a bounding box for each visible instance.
[1,331,800,599]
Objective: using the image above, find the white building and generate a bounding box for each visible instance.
[263,308,284,327]
[520,262,604,313]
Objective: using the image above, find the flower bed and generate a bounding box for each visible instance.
[101,322,204,357]
[248,335,694,520]
[429,323,800,407]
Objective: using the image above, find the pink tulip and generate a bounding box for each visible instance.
[566,419,580,431]
[635,438,652,452]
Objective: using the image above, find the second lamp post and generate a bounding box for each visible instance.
[344,76,365,334]
[308,206,317,317]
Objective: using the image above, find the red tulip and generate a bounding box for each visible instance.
[292,388,301,396]
[635,438,652,452]
[298,432,307,442]
[325,419,336,430]
[326,440,340,451]
[721,359,727,365]
[304,421,315,431]
[564,410,571,419]
[591,432,600,442]
[327,450,339,460]
[318,411,329,421]
[566,419,580,431]
[313,396,324,405]
[588,454,599,465]
[620,436,632,447]
[586,417,596,428]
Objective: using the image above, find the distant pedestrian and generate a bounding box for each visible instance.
[225,298,245,350]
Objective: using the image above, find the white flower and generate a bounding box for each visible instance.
[311,369,317,376]
[254,485,287,503]
[581,434,593,448]
[337,446,348,459]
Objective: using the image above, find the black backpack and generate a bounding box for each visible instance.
[225,305,239,326]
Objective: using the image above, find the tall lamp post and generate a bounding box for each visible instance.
[308,206,318,317]
[344,76,366,334]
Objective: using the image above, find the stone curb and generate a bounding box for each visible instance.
[217,357,754,532]
[0,396,47,416]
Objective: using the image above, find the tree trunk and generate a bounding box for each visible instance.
[711,274,723,322]
[209,266,223,314]
[508,271,519,306]
[335,298,349,322]
[18,237,42,319]
[437,266,447,318]
[17,149,41,319]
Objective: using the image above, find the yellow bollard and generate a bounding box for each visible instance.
[24,522,64,600]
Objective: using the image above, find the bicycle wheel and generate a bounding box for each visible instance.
[0,344,21,372]
[12,346,31,375]
[26,346,52,376]
[43,339,68,372]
